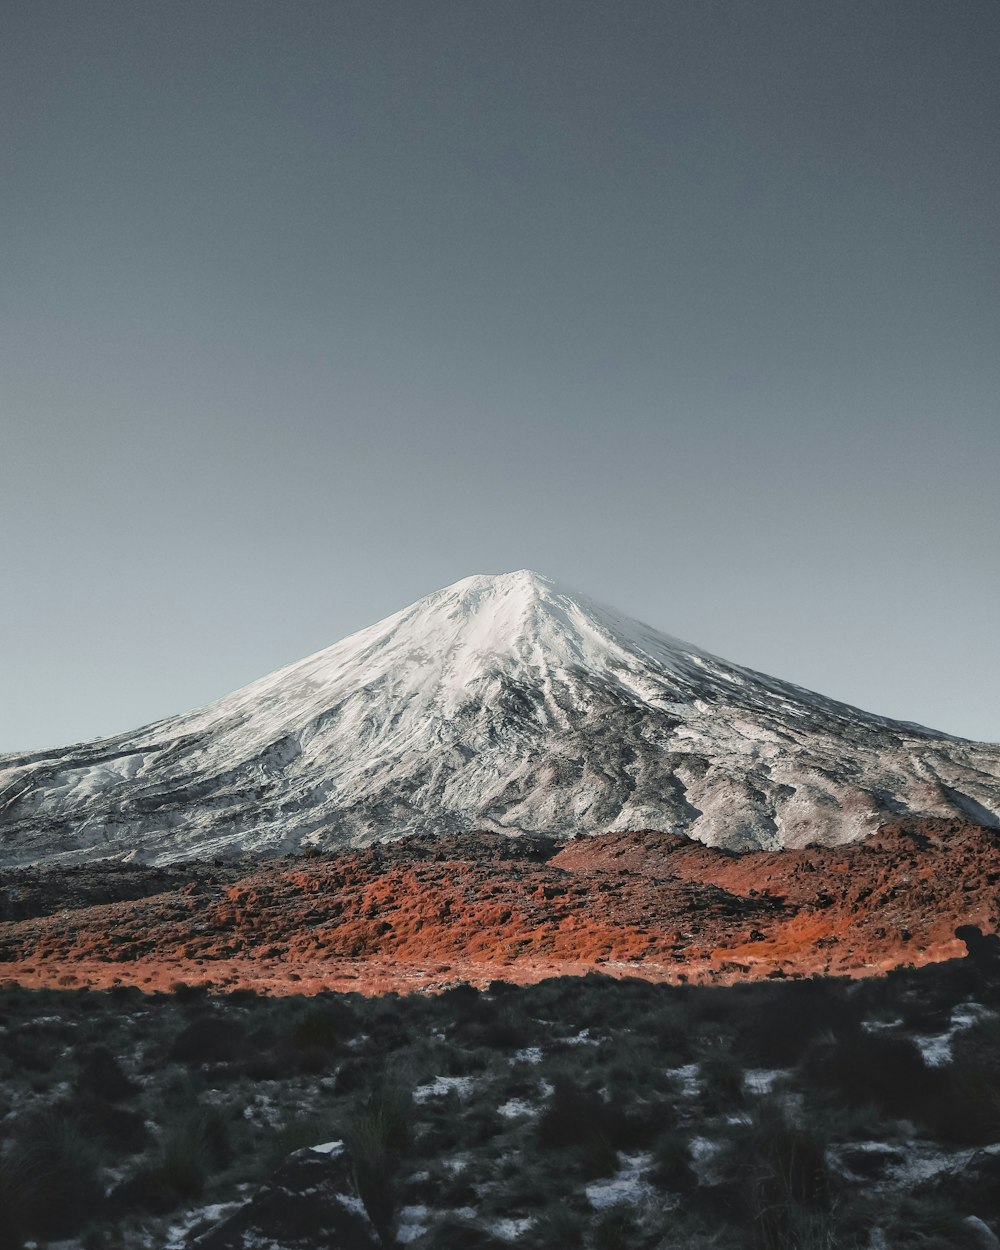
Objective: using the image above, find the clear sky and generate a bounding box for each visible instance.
[2,1,998,751]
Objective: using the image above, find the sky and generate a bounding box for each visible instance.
[2,0,998,751]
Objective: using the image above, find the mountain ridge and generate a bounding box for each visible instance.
[1,570,998,866]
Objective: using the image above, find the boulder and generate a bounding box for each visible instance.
[188,1140,379,1250]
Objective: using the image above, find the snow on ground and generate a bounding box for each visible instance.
[689,1136,726,1185]
[863,1016,905,1033]
[665,1063,700,1098]
[396,1204,430,1244]
[829,1140,1000,1191]
[585,1152,657,1210]
[162,1201,245,1249]
[560,1028,599,1046]
[912,1001,996,1066]
[413,1075,477,1103]
[241,1091,283,1127]
[744,1068,787,1095]
[491,1216,536,1240]
[497,1097,539,1119]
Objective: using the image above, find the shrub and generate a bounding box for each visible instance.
[717,1101,832,1250]
[75,1045,138,1102]
[805,1028,941,1118]
[169,980,208,1002]
[925,1015,1000,1145]
[649,1129,696,1193]
[335,1053,383,1094]
[55,1092,150,1154]
[922,1060,1000,1145]
[592,1205,641,1250]
[644,1003,694,1064]
[0,1113,105,1241]
[536,1077,635,1178]
[112,1106,231,1213]
[526,1203,586,1249]
[344,1078,414,1245]
[289,1006,344,1052]
[884,1194,982,1250]
[421,1217,508,1249]
[700,1048,746,1113]
[466,1014,532,1050]
[537,1077,608,1149]
[735,980,856,1067]
[169,1014,243,1065]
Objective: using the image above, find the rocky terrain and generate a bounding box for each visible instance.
[2,571,999,867]
[1,818,997,996]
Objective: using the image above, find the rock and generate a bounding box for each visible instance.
[187,1141,379,1250]
[833,1143,907,1181]
[963,1216,1000,1249]
[917,1147,1000,1224]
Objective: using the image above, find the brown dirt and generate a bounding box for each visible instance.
[1,818,997,995]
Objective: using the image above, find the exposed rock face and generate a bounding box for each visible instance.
[187,1142,379,1250]
[1,570,998,866]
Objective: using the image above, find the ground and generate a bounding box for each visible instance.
[2,957,1000,1249]
[1,819,997,995]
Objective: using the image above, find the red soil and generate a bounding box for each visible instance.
[1,818,997,995]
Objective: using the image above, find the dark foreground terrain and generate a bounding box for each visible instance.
[2,953,1000,1250]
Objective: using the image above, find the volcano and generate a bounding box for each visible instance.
[1,570,998,866]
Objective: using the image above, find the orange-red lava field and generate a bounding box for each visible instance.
[2,818,998,996]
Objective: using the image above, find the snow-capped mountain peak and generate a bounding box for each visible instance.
[1,572,998,866]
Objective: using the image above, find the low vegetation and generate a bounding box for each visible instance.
[0,954,998,1248]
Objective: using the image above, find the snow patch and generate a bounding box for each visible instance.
[492,1216,536,1239]
[413,1075,476,1103]
[585,1152,656,1210]
[497,1097,538,1119]
[397,1204,430,1243]
[744,1068,787,1095]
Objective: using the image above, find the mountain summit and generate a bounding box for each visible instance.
[1,571,998,866]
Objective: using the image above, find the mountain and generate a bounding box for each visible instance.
[1,570,998,867]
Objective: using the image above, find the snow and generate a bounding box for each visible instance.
[497,1097,538,1119]
[744,1068,787,1094]
[560,1027,598,1046]
[492,1216,536,1239]
[585,1152,656,1210]
[689,1136,726,1185]
[335,1192,369,1218]
[413,1075,476,1103]
[4,569,1000,867]
[162,1202,244,1249]
[242,1093,283,1128]
[912,1002,996,1067]
[666,1063,701,1098]
[397,1205,430,1243]
[829,1139,1000,1191]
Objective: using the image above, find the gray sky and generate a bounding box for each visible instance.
[2,1,998,751]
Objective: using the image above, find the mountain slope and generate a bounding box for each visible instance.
[1,570,998,866]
